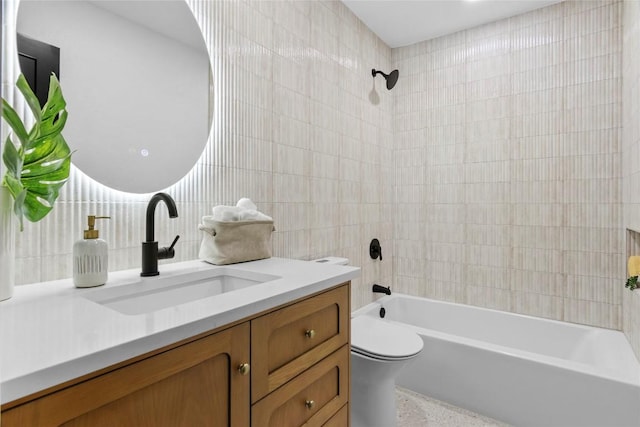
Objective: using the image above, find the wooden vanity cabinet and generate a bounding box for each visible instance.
[1,282,350,427]
[1,323,250,427]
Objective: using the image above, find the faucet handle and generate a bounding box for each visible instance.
[370,238,382,261]
[158,235,180,260]
[168,235,180,250]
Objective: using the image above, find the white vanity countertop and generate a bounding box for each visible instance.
[0,257,360,405]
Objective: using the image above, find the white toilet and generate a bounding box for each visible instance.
[312,257,424,427]
[351,316,423,427]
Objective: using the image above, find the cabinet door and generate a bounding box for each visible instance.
[2,323,250,427]
[251,284,349,402]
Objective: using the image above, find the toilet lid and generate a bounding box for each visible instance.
[351,316,423,359]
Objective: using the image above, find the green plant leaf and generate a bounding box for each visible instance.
[1,73,72,230]
[626,276,638,291]
[13,189,27,231]
[23,133,71,172]
[25,75,67,152]
[2,135,22,178]
[1,98,29,148]
[15,73,41,122]
[2,173,24,200]
[20,151,72,223]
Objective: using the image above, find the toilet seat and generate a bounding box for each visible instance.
[351,316,423,361]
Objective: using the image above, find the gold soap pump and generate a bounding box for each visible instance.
[73,215,110,288]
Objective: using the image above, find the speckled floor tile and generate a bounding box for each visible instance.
[396,387,510,427]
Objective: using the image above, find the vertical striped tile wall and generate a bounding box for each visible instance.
[2,0,394,311]
[393,0,624,329]
[622,0,640,358]
[2,0,634,338]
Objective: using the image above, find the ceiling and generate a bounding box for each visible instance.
[341,0,564,48]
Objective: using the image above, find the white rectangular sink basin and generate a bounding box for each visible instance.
[83,268,280,315]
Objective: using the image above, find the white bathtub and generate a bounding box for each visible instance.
[352,294,640,427]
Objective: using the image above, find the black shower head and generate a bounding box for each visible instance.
[372,68,399,90]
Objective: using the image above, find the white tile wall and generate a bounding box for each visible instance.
[393,0,623,330]
[2,0,393,311]
[623,0,640,359]
[2,0,635,348]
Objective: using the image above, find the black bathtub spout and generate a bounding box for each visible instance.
[372,284,391,295]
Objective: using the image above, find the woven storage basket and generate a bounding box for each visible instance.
[198,217,274,265]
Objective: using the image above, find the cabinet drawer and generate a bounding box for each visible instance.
[251,345,349,427]
[323,404,348,427]
[251,284,349,402]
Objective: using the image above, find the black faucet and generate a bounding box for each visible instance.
[141,192,180,277]
[372,284,391,295]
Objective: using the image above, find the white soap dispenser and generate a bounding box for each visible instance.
[73,215,110,288]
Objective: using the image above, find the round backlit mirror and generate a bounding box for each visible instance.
[17,0,212,194]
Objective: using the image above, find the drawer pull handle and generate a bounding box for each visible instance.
[304,329,316,339]
[305,399,315,409]
[238,363,250,376]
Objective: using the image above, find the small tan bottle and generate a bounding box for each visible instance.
[73,216,110,288]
